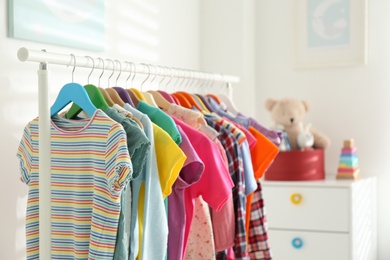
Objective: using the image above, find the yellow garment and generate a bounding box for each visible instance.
[137,123,186,259]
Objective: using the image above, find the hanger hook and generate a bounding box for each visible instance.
[190,70,197,89]
[140,63,151,91]
[207,73,214,91]
[211,73,217,89]
[70,54,76,83]
[165,67,173,90]
[186,70,193,88]
[98,58,105,87]
[131,62,137,88]
[173,68,181,90]
[115,60,122,86]
[149,64,158,90]
[179,69,187,88]
[158,66,166,89]
[106,59,115,86]
[219,73,225,93]
[85,56,95,84]
[124,61,131,88]
[193,71,200,92]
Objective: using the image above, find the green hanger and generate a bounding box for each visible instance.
[65,84,109,119]
[65,56,110,119]
[51,83,97,118]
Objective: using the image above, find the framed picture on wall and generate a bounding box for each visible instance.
[8,0,105,51]
[293,0,367,68]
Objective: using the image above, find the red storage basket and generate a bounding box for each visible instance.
[265,149,325,181]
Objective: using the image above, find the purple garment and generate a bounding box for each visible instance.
[237,112,282,147]
[157,90,176,104]
[168,126,204,260]
[113,87,135,107]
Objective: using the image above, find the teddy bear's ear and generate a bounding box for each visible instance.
[302,100,310,112]
[265,99,277,111]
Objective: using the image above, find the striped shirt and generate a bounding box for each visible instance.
[17,109,133,259]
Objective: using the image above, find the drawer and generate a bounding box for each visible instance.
[263,186,349,232]
[268,229,349,260]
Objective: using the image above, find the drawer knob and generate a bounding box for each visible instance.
[290,193,302,205]
[292,237,304,249]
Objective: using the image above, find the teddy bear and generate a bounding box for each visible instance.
[265,98,330,150]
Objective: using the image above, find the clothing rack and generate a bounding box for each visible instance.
[17,47,240,259]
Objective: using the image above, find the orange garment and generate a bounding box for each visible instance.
[245,126,279,242]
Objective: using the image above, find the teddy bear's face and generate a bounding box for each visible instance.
[271,100,307,128]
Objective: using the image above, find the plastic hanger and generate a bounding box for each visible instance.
[156,90,175,104]
[51,54,96,117]
[66,56,109,119]
[172,70,203,111]
[217,81,239,115]
[192,94,210,113]
[175,91,203,111]
[122,61,140,107]
[169,68,192,108]
[207,94,221,104]
[195,93,215,112]
[139,63,158,107]
[106,88,125,106]
[113,87,134,106]
[99,59,124,107]
[147,66,172,110]
[99,87,115,106]
[111,60,134,106]
[171,92,192,109]
[200,73,221,105]
[125,62,148,106]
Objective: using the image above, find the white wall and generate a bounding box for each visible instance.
[199,0,256,118]
[255,1,390,259]
[0,1,199,259]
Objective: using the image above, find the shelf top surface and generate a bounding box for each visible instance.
[262,176,376,188]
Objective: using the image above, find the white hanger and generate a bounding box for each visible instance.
[217,80,239,116]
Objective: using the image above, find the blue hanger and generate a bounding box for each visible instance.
[50,54,97,117]
[50,82,97,117]
[65,56,108,119]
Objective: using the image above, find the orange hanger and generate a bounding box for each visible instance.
[207,94,221,104]
[171,95,181,106]
[175,91,203,111]
[172,92,192,109]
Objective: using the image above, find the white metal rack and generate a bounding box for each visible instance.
[17,47,240,259]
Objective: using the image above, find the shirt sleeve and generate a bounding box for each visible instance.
[16,123,33,185]
[105,123,133,196]
[154,124,186,197]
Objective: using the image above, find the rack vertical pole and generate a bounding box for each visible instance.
[37,62,51,259]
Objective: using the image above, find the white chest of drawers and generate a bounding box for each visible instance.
[262,177,376,260]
